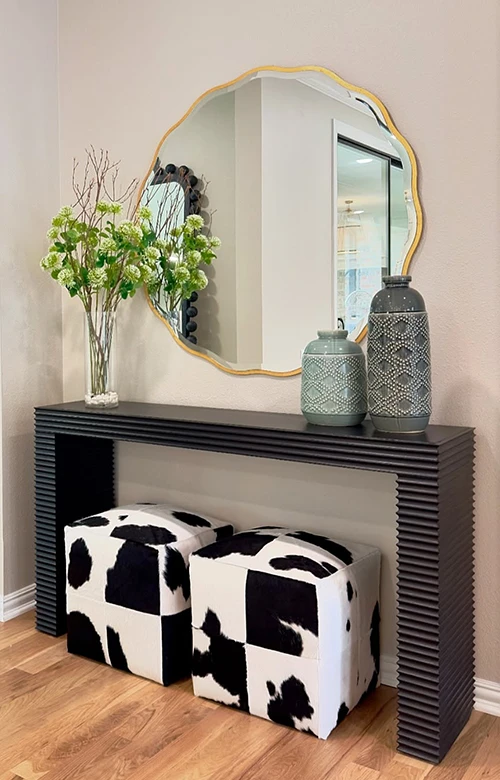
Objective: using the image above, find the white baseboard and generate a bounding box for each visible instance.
[380,655,500,718]
[475,678,500,716]
[0,584,36,622]
[380,654,398,688]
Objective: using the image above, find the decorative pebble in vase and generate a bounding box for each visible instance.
[301,330,367,426]
[367,275,431,433]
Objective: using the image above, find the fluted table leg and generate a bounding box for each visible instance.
[396,436,474,762]
[35,421,115,636]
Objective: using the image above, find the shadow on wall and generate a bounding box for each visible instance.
[62,293,85,400]
[195,263,223,360]
[117,442,398,657]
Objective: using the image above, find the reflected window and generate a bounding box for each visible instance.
[336,138,405,335]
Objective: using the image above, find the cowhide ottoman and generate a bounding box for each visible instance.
[64,503,233,685]
[190,527,381,738]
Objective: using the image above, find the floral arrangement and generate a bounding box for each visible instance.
[40,148,162,406]
[144,212,221,315]
[41,207,159,297]
[40,149,221,407]
[40,154,158,303]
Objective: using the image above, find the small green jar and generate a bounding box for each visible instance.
[301,330,367,426]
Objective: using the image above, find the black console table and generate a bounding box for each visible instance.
[34,401,474,764]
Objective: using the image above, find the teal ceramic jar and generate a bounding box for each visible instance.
[367,275,431,433]
[301,330,367,426]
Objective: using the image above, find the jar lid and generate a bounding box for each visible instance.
[317,329,348,339]
[382,274,412,286]
[303,329,363,355]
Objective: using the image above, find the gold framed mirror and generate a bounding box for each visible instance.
[139,65,423,376]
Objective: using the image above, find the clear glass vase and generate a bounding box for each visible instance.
[84,303,118,408]
[165,308,181,333]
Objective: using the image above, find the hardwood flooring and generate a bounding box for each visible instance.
[0,612,498,780]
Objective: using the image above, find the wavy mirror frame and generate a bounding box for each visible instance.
[140,65,423,377]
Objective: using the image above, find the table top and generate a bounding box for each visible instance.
[36,400,473,447]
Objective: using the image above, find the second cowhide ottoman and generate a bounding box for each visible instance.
[190,527,381,738]
[64,503,233,685]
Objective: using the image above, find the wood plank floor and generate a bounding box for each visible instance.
[0,613,498,780]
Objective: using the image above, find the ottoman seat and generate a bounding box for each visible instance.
[190,527,381,738]
[64,503,233,685]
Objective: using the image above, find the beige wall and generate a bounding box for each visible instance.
[234,79,263,367]
[0,0,62,599]
[58,0,500,681]
[260,78,333,369]
[118,445,398,655]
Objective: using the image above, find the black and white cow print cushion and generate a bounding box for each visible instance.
[65,504,233,686]
[190,527,380,739]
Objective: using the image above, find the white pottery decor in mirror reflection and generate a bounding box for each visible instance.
[140,66,422,376]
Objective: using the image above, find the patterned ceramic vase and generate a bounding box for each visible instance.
[301,330,367,426]
[367,275,431,433]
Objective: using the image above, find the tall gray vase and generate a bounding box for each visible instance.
[367,275,431,433]
[301,329,367,426]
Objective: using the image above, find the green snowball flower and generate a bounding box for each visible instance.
[145,246,161,262]
[138,205,153,221]
[176,265,190,283]
[185,250,201,266]
[185,214,204,231]
[117,220,143,244]
[88,268,108,289]
[209,236,221,248]
[140,264,156,284]
[57,268,75,287]
[154,238,168,252]
[124,264,141,283]
[96,201,122,215]
[99,236,117,253]
[191,269,208,290]
[40,252,63,271]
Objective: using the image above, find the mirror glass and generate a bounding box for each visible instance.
[141,67,421,374]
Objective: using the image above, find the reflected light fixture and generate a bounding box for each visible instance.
[356,158,373,164]
[337,200,364,255]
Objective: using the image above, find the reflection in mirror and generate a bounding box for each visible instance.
[141,67,421,374]
[142,161,203,342]
[337,142,388,335]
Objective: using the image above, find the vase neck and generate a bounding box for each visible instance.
[317,329,348,340]
[382,274,411,289]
